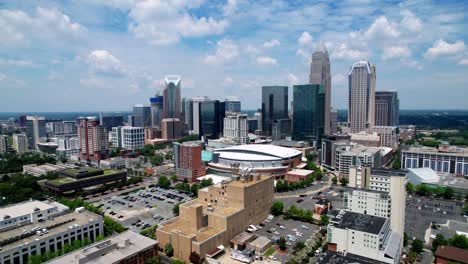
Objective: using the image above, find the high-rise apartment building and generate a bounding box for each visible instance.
[292,84,325,145]
[348,61,376,133]
[99,112,123,130]
[0,135,8,155]
[162,118,182,140]
[310,44,331,135]
[225,96,241,113]
[132,105,152,128]
[173,141,206,182]
[78,117,109,163]
[223,113,248,144]
[12,133,28,154]
[46,121,77,135]
[112,126,144,150]
[375,91,399,126]
[26,116,46,150]
[163,75,182,119]
[262,86,288,136]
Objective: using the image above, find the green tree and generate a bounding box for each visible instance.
[293,241,305,252]
[151,155,164,166]
[448,234,468,249]
[339,177,348,187]
[271,201,284,216]
[444,187,454,199]
[411,239,424,254]
[189,251,201,264]
[171,260,186,264]
[332,176,338,185]
[278,237,287,251]
[416,184,431,196]
[157,176,171,189]
[432,234,448,252]
[146,256,160,264]
[170,174,177,181]
[406,182,415,194]
[403,232,409,247]
[165,243,174,258]
[173,204,180,216]
[319,215,329,226]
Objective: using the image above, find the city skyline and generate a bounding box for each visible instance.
[0,1,467,112]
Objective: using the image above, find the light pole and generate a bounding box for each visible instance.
[0,196,5,207]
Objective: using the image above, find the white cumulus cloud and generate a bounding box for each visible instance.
[204,39,239,64]
[382,46,411,60]
[256,56,278,66]
[424,39,465,59]
[298,32,313,46]
[88,50,125,75]
[263,39,280,48]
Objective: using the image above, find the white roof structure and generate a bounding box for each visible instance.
[0,200,63,221]
[214,144,301,160]
[165,75,181,86]
[407,168,439,184]
[349,60,372,75]
[197,174,232,185]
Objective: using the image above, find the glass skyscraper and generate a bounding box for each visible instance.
[199,100,225,139]
[292,84,325,145]
[375,91,399,126]
[261,86,288,136]
[133,105,152,127]
[163,75,182,119]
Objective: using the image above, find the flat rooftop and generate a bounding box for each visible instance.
[317,250,387,264]
[332,211,387,235]
[287,169,313,176]
[249,236,271,248]
[403,145,468,157]
[49,170,123,186]
[0,210,102,252]
[0,200,57,221]
[372,168,408,177]
[47,231,157,264]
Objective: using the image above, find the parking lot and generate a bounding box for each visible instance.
[276,186,345,213]
[405,195,465,240]
[250,216,321,263]
[93,186,193,232]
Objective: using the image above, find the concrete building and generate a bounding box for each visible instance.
[163,75,182,119]
[366,126,399,149]
[78,117,109,163]
[350,132,381,147]
[348,61,376,133]
[321,135,351,170]
[22,163,76,177]
[223,113,248,144]
[375,91,399,126]
[156,175,274,263]
[56,137,80,158]
[47,230,158,264]
[162,118,183,141]
[330,108,338,134]
[401,145,468,176]
[174,141,206,182]
[208,144,302,179]
[346,167,407,235]
[150,96,164,128]
[0,200,69,231]
[225,97,241,113]
[0,207,103,264]
[26,116,46,150]
[0,135,8,154]
[46,121,77,136]
[99,157,126,170]
[327,211,402,264]
[292,84,325,145]
[132,105,152,128]
[12,133,28,154]
[99,112,123,130]
[262,86,288,137]
[309,44,331,135]
[271,118,291,141]
[399,125,416,143]
[336,145,382,178]
[111,126,144,150]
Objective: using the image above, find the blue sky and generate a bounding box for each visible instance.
[0,0,467,112]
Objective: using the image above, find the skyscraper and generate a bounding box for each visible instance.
[0,135,8,155]
[261,86,288,136]
[150,96,163,128]
[132,105,152,128]
[99,113,123,130]
[12,133,28,154]
[163,75,182,119]
[223,113,248,144]
[330,108,338,134]
[198,100,225,139]
[375,91,399,126]
[292,84,325,145]
[224,96,241,113]
[78,117,109,163]
[348,60,376,133]
[309,44,331,135]
[26,116,46,150]
[190,96,211,135]
[173,141,206,182]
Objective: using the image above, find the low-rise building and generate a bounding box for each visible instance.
[22,163,77,177]
[337,145,382,178]
[0,207,103,264]
[0,200,69,232]
[47,230,158,264]
[99,157,126,170]
[327,211,402,264]
[247,236,271,254]
[366,126,399,149]
[350,131,381,147]
[434,245,468,264]
[156,175,274,263]
[285,169,313,183]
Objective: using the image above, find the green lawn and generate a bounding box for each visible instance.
[263,247,275,257]
[50,177,76,185]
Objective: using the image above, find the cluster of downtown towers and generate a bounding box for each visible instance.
[133,46,399,145]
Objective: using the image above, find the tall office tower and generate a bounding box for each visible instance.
[224,96,241,113]
[0,135,8,154]
[78,117,109,163]
[132,105,152,128]
[99,113,124,130]
[162,118,183,140]
[348,60,376,133]
[198,100,225,139]
[272,119,291,141]
[261,86,288,137]
[116,126,145,150]
[26,116,46,150]
[18,115,27,127]
[173,141,206,182]
[375,91,399,126]
[223,113,248,144]
[330,108,338,134]
[292,84,325,145]
[184,98,194,131]
[12,133,28,153]
[191,96,211,135]
[150,96,163,128]
[46,121,77,135]
[309,44,331,135]
[163,75,182,119]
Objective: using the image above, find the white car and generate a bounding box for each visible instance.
[248,225,258,231]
